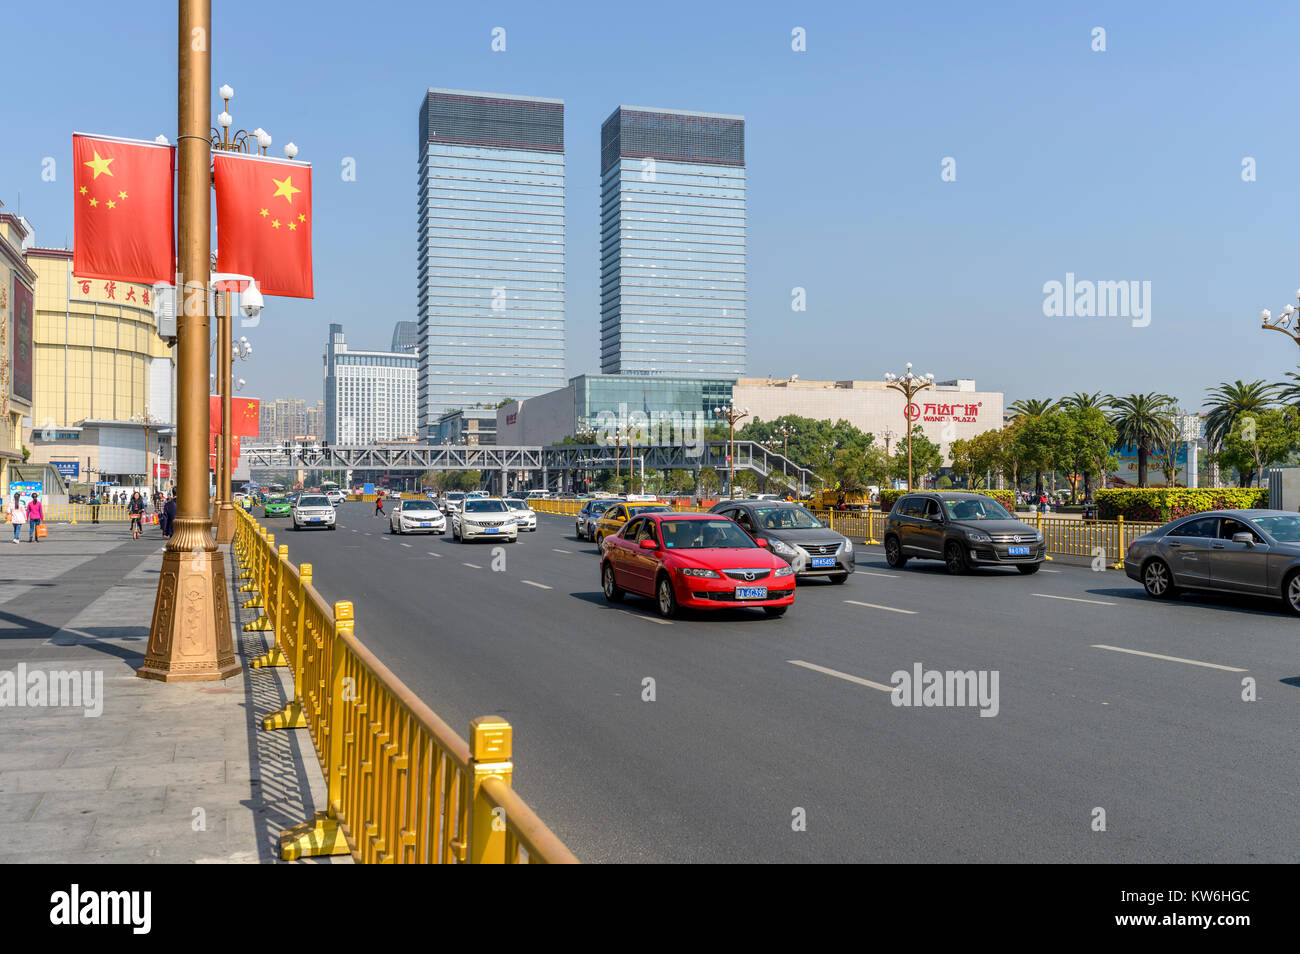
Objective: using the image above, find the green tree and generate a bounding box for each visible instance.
[1060,406,1117,501]
[1205,380,1277,486]
[1008,397,1062,419]
[666,469,694,494]
[1062,392,1112,413]
[1108,393,1177,488]
[1214,407,1300,486]
[1012,412,1074,497]
[948,428,1008,489]
[889,426,942,487]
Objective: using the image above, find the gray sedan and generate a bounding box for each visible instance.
[709,500,854,582]
[1124,509,1300,614]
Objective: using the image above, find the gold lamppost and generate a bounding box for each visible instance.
[884,363,934,491]
[713,403,749,498]
[140,0,239,681]
[130,404,163,497]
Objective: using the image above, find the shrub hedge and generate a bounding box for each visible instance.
[1094,488,1269,522]
[877,488,1017,513]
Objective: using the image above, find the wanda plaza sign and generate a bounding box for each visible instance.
[906,401,984,423]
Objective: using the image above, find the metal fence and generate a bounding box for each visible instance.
[530,499,1158,564]
[234,507,578,864]
[45,503,132,522]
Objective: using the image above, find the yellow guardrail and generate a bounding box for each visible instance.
[46,503,132,522]
[233,506,577,864]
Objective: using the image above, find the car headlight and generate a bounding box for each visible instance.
[967,531,992,543]
[679,567,720,578]
[774,566,794,577]
[843,539,853,553]
[1034,531,1044,542]
[768,539,797,556]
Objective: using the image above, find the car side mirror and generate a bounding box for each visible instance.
[755,538,770,547]
[639,538,658,550]
[1232,532,1255,546]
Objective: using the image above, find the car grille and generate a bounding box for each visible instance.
[471,520,508,528]
[692,586,793,602]
[721,568,772,581]
[803,543,839,556]
[990,534,1033,544]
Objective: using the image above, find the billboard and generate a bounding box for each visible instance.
[11,280,32,403]
[1108,443,1188,488]
[52,460,80,479]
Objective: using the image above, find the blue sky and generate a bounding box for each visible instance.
[6,0,1300,413]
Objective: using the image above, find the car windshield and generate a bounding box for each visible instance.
[299,495,329,507]
[465,500,508,513]
[403,501,436,512]
[267,496,286,503]
[505,500,529,510]
[659,519,757,550]
[1250,514,1300,542]
[754,506,822,530]
[943,498,1012,521]
[590,501,613,514]
[447,493,466,501]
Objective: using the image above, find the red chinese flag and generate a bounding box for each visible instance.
[208,396,260,437]
[214,153,313,298]
[73,134,174,285]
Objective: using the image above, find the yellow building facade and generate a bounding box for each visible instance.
[0,210,37,498]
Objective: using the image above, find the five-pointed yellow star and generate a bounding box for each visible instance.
[118,190,127,200]
[271,219,280,229]
[297,213,306,222]
[259,208,269,218]
[84,150,115,179]
[78,186,87,195]
[271,175,301,204]
[288,221,296,231]
[88,197,99,207]
[106,200,116,209]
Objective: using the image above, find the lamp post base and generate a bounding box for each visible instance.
[138,520,240,683]
[214,501,237,544]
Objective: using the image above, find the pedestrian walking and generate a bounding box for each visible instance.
[7,494,26,544]
[374,491,385,518]
[26,492,43,542]
[90,491,100,523]
[128,491,145,540]
[163,493,177,537]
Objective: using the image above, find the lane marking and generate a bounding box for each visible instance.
[1039,568,1061,573]
[552,547,572,554]
[855,571,896,579]
[463,562,481,569]
[843,599,916,615]
[427,552,442,558]
[400,543,412,548]
[1091,644,1247,672]
[616,608,671,625]
[1033,593,1114,606]
[521,580,551,589]
[788,659,893,693]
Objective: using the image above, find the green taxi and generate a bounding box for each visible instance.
[263,494,291,517]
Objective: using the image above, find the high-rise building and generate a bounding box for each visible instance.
[391,321,419,355]
[259,398,326,442]
[323,323,418,444]
[416,88,566,439]
[599,106,746,376]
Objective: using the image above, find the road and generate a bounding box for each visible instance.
[270,502,1300,863]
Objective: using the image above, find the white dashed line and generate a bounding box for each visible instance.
[552,547,572,554]
[1091,644,1247,672]
[843,599,916,615]
[400,543,412,548]
[788,659,893,692]
[1032,593,1114,606]
[1039,568,1061,573]
[521,580,551,589]
[463,562,481,569]
[616,609,671,625]
[855,571,896,579]
[427,552,442,558]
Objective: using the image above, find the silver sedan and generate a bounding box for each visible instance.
[1124,509,1300,614]
[389,499,447,535]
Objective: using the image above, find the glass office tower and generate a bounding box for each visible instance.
[599,106,746,376]
[417,89,566,439]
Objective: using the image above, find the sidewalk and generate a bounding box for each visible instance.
[0,522,346,863]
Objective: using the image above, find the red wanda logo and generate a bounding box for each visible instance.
[905,403,921,421]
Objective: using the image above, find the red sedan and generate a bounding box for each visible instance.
[601,512,796,618]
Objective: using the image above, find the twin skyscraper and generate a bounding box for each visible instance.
[416,88,746,440]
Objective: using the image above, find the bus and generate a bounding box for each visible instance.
[320,480,340,494]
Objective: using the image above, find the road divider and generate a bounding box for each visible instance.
[233,507,578,864]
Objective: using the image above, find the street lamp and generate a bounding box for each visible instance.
[1258,291,1300,349]
[209,273,260,543]
[713,404,749,498]
[884,363,935,491]
[131,405,163,497]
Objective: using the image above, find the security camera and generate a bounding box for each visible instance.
[241,279,264,319]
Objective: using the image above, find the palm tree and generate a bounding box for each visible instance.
[1108,393,1177,488]
[1204,380,1277,487]
[1008,397,1061,497]
[1063,392,1112,412]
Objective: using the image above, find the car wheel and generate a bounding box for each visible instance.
[1142,559,1177,599]
[602,562,624,602]
[655,574,678,618]
[944,541,968,575]
[763,605,788,618]
[884,535,907,568]
[1016,563,1040,575]
[829,572,849,584]
[329,524,336,531]
[1283,571,1300,616]
[388,523,394,534]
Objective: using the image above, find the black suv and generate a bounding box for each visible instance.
[883,491,1044,574]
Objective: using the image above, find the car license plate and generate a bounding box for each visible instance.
[310,518,321,523]
[420,522,432,527]
[485,527,499,534]
[736,586,767,599]
[811,556,836,568]
[1008,546,1029,556]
